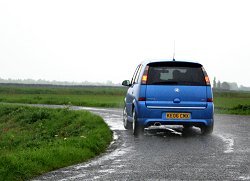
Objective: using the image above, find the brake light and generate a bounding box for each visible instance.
[142,75,147,82]
[202,66,211,85]
[207,98,213,102]
[205,76,210,85]
[138,97,146,101]
[141,66,149,84]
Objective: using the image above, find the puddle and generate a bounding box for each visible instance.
[102,114,125,131]
[70,106,125,131]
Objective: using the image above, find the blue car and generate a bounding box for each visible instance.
[122,60,214,136]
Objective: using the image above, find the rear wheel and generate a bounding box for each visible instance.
[123,106,132,129]
[132,109,144,136]
[201,122,214,135]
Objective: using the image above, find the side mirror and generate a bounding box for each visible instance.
[122,80,131,87]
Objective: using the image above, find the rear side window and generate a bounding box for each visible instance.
[147,62,206,86]
[131,64,142,84]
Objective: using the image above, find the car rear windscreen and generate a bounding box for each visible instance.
[147,62,206,86]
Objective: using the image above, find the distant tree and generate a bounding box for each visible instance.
[221,82,230,90]
[213,77,217,88]
[228,82,238,90]
[217,81,221,89]
[240,85,250,91]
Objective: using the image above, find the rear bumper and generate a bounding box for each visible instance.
[136,102,214,127]
[141,118,214,128]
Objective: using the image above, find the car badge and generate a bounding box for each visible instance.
[174,88,180,93]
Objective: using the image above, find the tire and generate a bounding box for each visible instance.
[123,106,132,129]
[132,109,144,136]
[201,122,214,135]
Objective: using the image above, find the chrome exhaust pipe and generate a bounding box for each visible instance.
[154,122,161,126]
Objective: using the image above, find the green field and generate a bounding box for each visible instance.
[0,84,127,108]
[213,91,250,115]
[0,104,112,181]
[0,84,250,115]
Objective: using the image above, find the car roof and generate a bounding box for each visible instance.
[141,59,202,66]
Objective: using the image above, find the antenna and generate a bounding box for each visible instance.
[173,40,176,61]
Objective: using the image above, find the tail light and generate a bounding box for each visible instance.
[202,67,211,85]
[138,97,146,101]
[205,76,210,85]
[207,98,213,102]
[141,65,149,84]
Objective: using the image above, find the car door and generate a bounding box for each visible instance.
[125,64,142,117]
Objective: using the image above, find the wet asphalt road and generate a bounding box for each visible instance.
[32,106,250,181]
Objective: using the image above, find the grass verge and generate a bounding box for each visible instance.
[0,104,113,181]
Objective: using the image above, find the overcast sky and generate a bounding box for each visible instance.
[0,0,250,86]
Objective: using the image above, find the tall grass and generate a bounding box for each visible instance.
[0,104,112,181]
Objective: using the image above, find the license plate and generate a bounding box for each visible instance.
[166,113,190,119]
